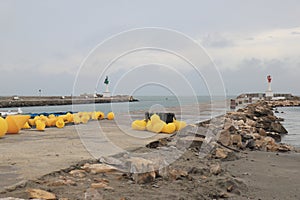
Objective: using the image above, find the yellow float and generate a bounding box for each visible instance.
[150,114,160,123]
[131,120,147,131]
[56,118,65,128]
[98,111,105,120]
[81,114,90,124]
[146,114,166,133]
[107,112,115,120]
[6,115,30,134]
[173,119,187,131]
[151,120,166,133]
[132,113,186,135]
[35,119,46,131]
[48,114,56,119]
[0,117,8,138]
[45,118,57,127]
[65,113,73,123]
[73,114,81,124]
[161,122,176,134]
[23,122,31,129]
[146,120,153,131]
[91,111,100,120]
[28,119,36,126]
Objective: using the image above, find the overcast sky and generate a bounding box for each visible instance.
[1,0,300,96]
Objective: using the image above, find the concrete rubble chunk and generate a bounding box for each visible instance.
[81,163,118,174]
[168,168,189,180]
[231,134,243,148]
[90,182,114,190]
[47,179,76,187]
[210,163,222,175]
[246,119,256,127]
[127,157,156,184]
[215,148,228,159]
[264,136,275,145]
[131,171,156,184]
[270,122,288,134]
[84,188,103,200]
[69,169,86,178]
[128,157,155,173]
[218,130,231,146]
[278,144,292,152]
[27,188,56,200]
[252,133,261,140]
[258,128,267,137]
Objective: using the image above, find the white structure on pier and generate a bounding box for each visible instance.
[103,76,111,97]
[265,75,274,98]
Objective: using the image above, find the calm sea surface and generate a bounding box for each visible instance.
[275,107,300,148]
[1,96,229,124]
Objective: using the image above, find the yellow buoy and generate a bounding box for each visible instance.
[173,119,187,131]
[45,118,57,127]
[0,117,8,138]
[28,118,36,126]
[131,120,147,131]
[150,114,160,123]
[146,120,152,131]
[35,119,46,131]
[151,120,166,133]
[98,111,105,120]
[60,115,68,122]
[77,112,84,117]
[73,114,81,124]
[48,114,56,119]
[161,123,176,134]
[81,114,90,124]
[91,112,99,120]
[56,118,65,128]
[33,116,40,121]
[107,112,114,120]
[6,115,30,134]
[39,115,48,124]
[66,113,73,123]
[23,122,31,129]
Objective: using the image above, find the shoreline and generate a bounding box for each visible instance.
[0,95,138,108]
[0,99,299,199]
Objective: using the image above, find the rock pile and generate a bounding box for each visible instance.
[267,99,300,107]
[215,101,293,153]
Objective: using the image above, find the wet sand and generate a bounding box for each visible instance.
[225,150,300,200]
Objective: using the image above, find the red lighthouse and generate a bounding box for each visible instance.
[267,75,272,83]
[265,75,273,98]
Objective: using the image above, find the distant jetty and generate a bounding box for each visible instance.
[229,93,300,109]
[0,95,138,108]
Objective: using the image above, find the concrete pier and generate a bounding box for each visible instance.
[0,95,138,108]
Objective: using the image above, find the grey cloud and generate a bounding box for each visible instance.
[201,33,234,48]
[1,1,300,96]
[291,31,300,35]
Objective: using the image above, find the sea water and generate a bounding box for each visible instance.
[275,107,300,148]
[1,96,229,124]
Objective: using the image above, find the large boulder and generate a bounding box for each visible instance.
[218,130,231,146]
[270,122,288,134]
